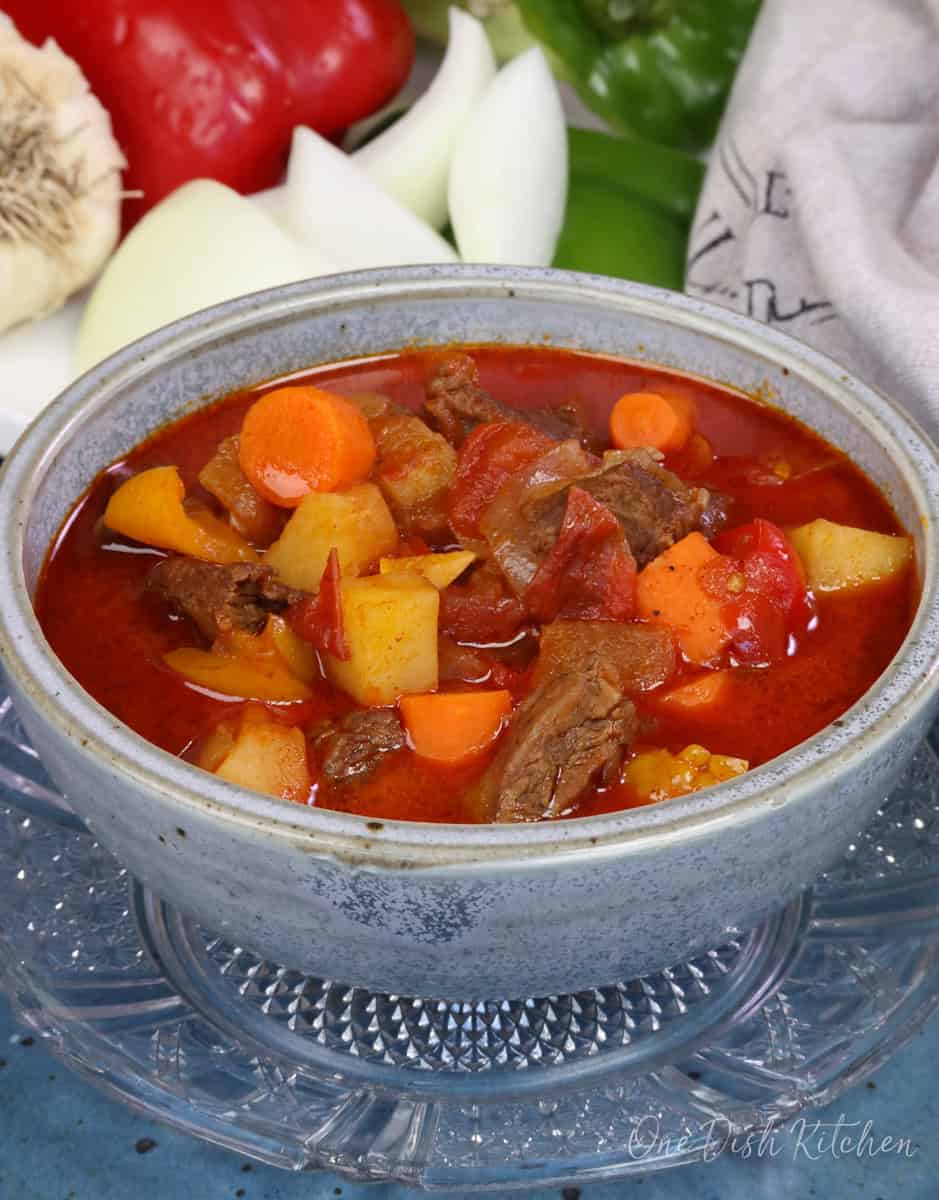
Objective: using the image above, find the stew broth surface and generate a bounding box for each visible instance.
[37,347,917,823]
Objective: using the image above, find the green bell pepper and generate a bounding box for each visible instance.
[515,0,760,152]
[554,128,705,290]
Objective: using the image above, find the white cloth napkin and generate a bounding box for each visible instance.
[685,0,939,441]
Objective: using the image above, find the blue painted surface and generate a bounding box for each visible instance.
[1,995,936,1200]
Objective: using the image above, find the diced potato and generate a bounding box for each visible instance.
[373,414,457,520]
[208,705,310,803]
[325,572,439,705]
[103,466,257,563]
[164,618,312,701]
[379,550,475,590]
[789,519,913,591]
[625,744,748,804]
[263,482,398,591]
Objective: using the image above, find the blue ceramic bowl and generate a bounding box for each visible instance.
[1,267,938,998]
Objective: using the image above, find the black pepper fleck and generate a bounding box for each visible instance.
[20,1036,34,1047]
[366,821,384,832]
[240,1163,253,1173]
[866,1080,877,1090]
[562,1189,581,1200]
[158,835,166,844]
[176,827,187,838]
[686,1070,701,1081]
[236,1190,246,1198]
[134,1137,158,1155]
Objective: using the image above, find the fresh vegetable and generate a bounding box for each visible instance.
[449,46,567,265]
[165,619,314,702]
[712,519,814,666]
[325,572,440,705]
[103,466,257,564]
[636,532,732,665]
[263,483,399,592]
[788,520,914,592]
[403,0,537,60]
[449,420,555,538]
[524,486,636,621]
[625,743,748,804]
[515,0,761,152]
[284,125,458,270]
[6,0,415,229]
[202,704,310,803]
[75,181,329,372]
[610,390,694,454]
[239,386,377,507]
[355,8,496,229]
[554,129,705,290]
[400,689,512,763]
[379,550,476,589]
[0,16,123,334]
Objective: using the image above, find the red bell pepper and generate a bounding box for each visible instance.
[8,0,414,229]
[709,518,816,667]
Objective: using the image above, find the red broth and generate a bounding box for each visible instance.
[36,348,917,823]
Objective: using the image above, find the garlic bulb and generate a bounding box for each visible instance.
[0,15,124,333]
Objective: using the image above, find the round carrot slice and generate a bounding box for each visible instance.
[239,386,376,507]
[610,390,694,454]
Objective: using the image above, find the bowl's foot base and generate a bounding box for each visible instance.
[3,694,939,1188]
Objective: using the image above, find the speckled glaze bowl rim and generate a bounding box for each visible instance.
[1,266,938,869]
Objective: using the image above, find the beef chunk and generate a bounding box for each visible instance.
[424,353,504,444]
[424,353,596,448]
[473,671,638,823]
[147,557,305,641]
[371,412,457,538]
[520,449,713,573]
[471,622,675,822]
[197,437,284,547]
[535,621,676,693]
[314,709,405,784]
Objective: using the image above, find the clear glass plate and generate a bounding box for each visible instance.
[2,692,939,1191]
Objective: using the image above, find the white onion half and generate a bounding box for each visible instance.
[75,180,330,373]
[449,47,568,266]
[353,8,496,229]
[284,126,457,270]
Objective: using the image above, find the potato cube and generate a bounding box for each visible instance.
[263,483,398,591]
[325,572,439,705]
[209,705,310,803]
[788,519,913,591]
[379,550,475,590]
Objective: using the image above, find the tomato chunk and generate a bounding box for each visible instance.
[286,547,350,661]
[448,420,555,538]
[711,518,815,666]
[525,487,636,622]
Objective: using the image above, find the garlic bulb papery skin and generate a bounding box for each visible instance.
[0,15,124,333]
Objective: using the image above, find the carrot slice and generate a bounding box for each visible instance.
[649,670,732,715]
[636,533,734,665]
[239,386,376,507]
[610,390,694,454]
[400,690,512,764]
